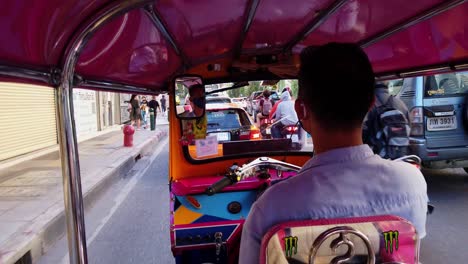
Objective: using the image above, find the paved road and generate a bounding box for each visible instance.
[39,138,173,264]
[420,168,468,263]
[40,148,468,263]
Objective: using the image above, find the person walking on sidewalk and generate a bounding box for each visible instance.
[130,94,142,130]
[148,96,160,127]
[160,94,167,116]
[140,96,149,129]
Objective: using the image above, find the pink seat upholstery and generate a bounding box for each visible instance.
[260,215,419,264]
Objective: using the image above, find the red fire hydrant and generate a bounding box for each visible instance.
[123,125,135,147]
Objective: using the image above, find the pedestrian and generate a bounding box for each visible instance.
[363,82,410,159]
[160,94,167,116]
[256,89,274,126]
[129,94,141,130]
[140,96,148,129]
[148,96,160,127]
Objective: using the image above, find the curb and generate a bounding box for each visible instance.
[1,129,168,264]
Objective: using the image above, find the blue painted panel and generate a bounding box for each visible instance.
[176,190,257,220]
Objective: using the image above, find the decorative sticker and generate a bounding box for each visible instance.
[283,236,298,258]
[185,195,201,209]
[195,135,218,157]
[180,115,207,146]
[383,230,399,253]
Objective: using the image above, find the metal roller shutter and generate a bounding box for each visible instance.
[0,82,57,161]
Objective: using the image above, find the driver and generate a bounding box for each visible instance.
[180,84,205,118]
[239,43,428,263]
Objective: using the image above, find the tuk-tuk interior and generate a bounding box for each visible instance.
[1,0,468,263]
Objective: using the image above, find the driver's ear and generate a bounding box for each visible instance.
[295,99,308,120]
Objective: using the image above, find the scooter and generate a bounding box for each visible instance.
[258,116,273,139]
[280,123,302,150]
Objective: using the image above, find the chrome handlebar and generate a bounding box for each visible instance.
[205,157,302,195]
[232,157,302,180]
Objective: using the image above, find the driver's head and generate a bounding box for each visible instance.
[297,43,375,130]
[188,84,205,115]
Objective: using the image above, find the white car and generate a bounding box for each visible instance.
[232,97,247,110]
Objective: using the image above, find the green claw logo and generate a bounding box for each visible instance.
[283,236,298,258]
[383,230,399,253]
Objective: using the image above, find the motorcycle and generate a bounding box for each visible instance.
[261,116,303,150]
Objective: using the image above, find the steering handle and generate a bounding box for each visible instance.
[205,176,236,196]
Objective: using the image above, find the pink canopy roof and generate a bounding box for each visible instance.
[0,0,467,91]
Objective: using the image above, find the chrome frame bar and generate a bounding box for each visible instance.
[79,79,161,95]
[0,64,57,85]
[57,1,152,264]
[360,0,467,48]
[283,0,348,52]
[234,0,260,58]
[375,61,468,81]
[143,4,190,68]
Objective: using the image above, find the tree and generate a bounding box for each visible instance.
[290,79,298,98]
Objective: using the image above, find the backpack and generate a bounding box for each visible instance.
[262,98,273,116]
[365,96,410,159]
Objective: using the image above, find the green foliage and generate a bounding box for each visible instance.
[224,79,299,98]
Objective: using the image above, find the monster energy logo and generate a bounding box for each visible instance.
[383,230,399,253]
[283,236,298,258]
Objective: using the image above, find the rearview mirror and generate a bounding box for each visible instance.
[174,75,205,119]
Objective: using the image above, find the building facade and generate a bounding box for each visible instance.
[0,82,125,161]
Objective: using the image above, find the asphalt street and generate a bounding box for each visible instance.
[39,146,468,263]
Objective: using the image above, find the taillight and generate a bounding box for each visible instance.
[250,126,261,140]
[285,126,298,132]
[409,107,424,136]
[239,130,250,140]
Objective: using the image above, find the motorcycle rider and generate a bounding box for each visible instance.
[270,90,298,138]
[256,89,274,126]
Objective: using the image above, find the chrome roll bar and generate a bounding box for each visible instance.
[309,226,376,264]
[57,1,152,264]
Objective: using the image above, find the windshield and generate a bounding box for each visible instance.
[424,71,468,97]
[184,80,313,160]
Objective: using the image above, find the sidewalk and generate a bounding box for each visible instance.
[0,116,169,264]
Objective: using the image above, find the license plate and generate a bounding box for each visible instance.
[266,128,271,134]
[212,132,230,141]
[291,134,299,143]
[427,116,457,131]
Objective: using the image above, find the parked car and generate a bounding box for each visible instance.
[206,103,261,142]
[232,97,247,110]
[395,71,468,171]
[206,96,232,104]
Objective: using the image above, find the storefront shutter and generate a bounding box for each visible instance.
[0,82,57,161]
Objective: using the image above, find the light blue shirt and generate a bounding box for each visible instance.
[275,91,298,126]
[239,144,428,264]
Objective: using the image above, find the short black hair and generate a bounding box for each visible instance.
[188,84,204,97]
[298,43,375,129]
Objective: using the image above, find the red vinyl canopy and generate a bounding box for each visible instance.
[1,0,467,91]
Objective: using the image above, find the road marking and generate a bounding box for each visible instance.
[60,138,168,263]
